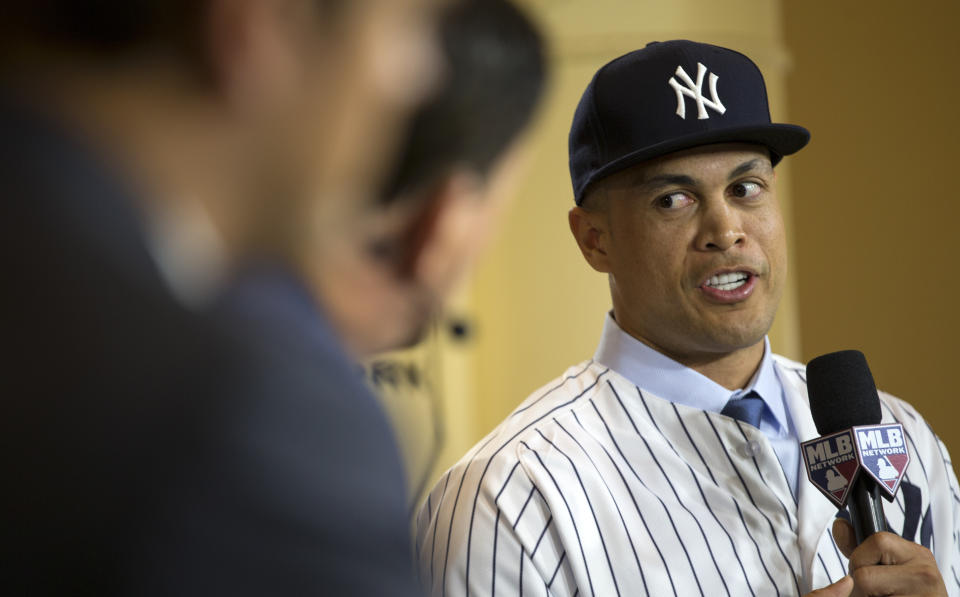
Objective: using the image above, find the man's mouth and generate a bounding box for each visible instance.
[703,271,750,291]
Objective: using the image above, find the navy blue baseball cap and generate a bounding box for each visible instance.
[569,40,810,204]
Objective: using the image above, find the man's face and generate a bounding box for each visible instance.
[584,143,787,362]
[318,139,531,357]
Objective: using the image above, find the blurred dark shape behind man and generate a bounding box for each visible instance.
[0,0,441,595]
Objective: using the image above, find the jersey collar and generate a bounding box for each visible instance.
[592,312,789,432]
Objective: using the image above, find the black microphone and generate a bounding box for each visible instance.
[804,350,907,545]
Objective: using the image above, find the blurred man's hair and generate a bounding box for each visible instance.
[381,0,546,202]
[1,1,203,59]
[0,1,348,63]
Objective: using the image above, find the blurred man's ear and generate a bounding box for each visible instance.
[396,142,529,294]
[395,170,487,292]
[568,204,612,274]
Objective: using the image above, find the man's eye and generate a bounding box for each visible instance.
[656,192,692,209]
[730,181,762,199]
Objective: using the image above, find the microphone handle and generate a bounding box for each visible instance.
[848,475,887,545]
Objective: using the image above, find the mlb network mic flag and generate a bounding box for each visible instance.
[801,423,910,508]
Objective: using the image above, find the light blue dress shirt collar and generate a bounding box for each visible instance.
[593,312,787,428]
[593,312,800,497]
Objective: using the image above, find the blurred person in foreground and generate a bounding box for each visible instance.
[0,0,440,595]
[364,0,549,527]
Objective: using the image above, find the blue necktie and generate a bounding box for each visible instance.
[721,391,765,428]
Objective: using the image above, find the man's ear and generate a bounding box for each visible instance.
[394,170,486,292]
[568,206,611,273]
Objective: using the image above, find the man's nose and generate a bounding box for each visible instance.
[694,199,745,251]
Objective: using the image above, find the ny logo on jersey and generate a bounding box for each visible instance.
[836,480,933,549]
[668,62,726,120]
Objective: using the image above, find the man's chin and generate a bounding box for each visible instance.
[372,309,434,355]
[703,321,772,353]
[388,293,444,352]
[390,321,431,352]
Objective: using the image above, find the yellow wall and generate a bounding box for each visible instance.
[784,1,960,466]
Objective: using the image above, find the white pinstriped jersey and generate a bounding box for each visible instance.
[416,356,960,596]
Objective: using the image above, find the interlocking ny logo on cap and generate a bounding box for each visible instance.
[668,62,726,120]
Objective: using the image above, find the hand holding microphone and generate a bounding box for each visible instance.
[829,519,946,597]
[800,350,946,597]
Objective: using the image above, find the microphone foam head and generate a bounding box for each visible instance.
[807,350,882,435]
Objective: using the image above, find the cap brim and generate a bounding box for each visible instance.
[577,123,810,204]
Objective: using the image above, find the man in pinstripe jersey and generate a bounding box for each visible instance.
[416,40,958,596]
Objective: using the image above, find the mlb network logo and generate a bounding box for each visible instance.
[854,424,910,496]
[801,423,909,508]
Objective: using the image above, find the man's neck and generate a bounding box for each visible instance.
[683,343,766,390]
[632,333,766,391]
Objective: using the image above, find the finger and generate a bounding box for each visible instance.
[804,575,853,597]
[851,562,946,596]
[847,531,932,572]
[832,518,857,559]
